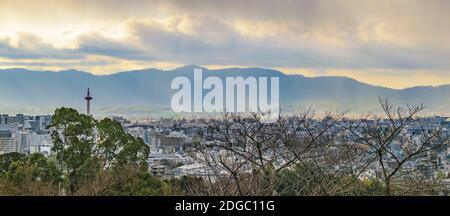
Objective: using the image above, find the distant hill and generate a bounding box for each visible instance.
[0,65,449,116]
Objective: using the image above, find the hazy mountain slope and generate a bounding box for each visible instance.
[0,66,449,115]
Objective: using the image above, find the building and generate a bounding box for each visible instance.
[29,133,52,156]
[16,132,31,154]
[151,165,171,179]
[0,114,8,125]
[85,88,93,115]
[150,137,161,152]
[0,130,16,154]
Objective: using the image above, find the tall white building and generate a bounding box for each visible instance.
[16,132,31,154]
[29,133,52,156]
[0,131,17,154]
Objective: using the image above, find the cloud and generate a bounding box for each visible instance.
[278,68,450,89]
[1,0,450,87]
[0,33,84,60]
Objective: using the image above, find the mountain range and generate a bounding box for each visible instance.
[0,65,449,117]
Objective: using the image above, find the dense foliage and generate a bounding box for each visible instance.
[0,107,172,195]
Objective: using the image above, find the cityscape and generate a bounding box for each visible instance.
[1,87,449,196]
[1,0,450,204]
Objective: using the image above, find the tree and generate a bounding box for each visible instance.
[192,111,349,196]
[49,107,150,194]
[96,118,149,169]
[0,153,61,195]
[49,107,97,192]
[0,152,26,175]
[74,166,173,196]
[191,100,450,196]
[345,98,449,195]
[5,153,62,185]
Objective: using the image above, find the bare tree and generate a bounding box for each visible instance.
[190,110,356,196]
[345,98,449,195]
[187,99,449,196]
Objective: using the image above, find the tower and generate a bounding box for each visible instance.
[85,88,93,115]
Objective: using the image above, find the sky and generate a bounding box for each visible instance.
[1,0,450,89]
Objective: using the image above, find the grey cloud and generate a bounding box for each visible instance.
[2,0,450,71]
[76,32,153,60]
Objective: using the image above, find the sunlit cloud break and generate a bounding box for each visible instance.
[1,0,450,88]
